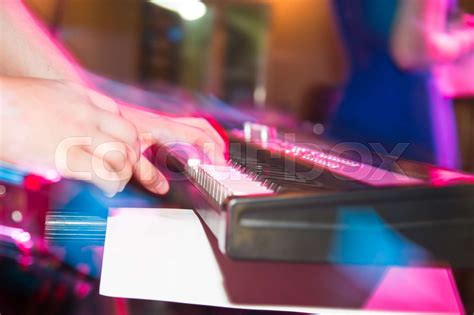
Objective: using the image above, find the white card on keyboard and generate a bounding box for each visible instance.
[100,208,463,314]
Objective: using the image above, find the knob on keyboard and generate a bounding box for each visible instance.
[243,122,277,143]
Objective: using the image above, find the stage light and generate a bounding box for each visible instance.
[149,0,207,21]
[11,210,23,223]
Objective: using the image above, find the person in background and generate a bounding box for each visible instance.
[0,1,226,196]
[327,0,474,168]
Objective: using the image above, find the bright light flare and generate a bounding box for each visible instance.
[187,158,201,167]
[149,0,207,21]
[11,230,31,244]
[0,225,33,248]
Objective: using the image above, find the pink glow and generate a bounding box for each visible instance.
[115,298,129,315]
[0,225,31,243]
[11,230,31,243]
[464,14,474,27]
[44,169,61,182]
[430,168,474,186]
[0,225,33,250]
[24,175,42,191]
[18,255,34,267]
[75,281,92,299]
[364,267,463,314]
[24,171,61,191]
[76,263,91,275]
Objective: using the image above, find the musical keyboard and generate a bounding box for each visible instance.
[169,123,474,266]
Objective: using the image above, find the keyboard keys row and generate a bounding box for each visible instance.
[186,161,274,204]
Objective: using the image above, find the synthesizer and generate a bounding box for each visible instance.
[169,123,474,266]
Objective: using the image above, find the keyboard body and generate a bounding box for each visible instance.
[168,126,474,267]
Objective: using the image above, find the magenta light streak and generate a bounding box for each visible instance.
[11,230,31,243]
[0,225,33,249]
[430,168,474,186]
[364,267,463,314]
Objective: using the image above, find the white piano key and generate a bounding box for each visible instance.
[188,164,274,201]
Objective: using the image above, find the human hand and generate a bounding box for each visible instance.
[120,105,227,193]
[0,76,151,196]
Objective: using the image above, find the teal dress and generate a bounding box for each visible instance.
[328,0,459,168]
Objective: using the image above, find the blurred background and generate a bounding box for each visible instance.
[0,1,473,314]
[24,0,474,172]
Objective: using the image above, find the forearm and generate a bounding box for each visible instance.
[0,1,83,83]
[393,23,474,69]
[0,75,27,165]
[392,0,474,69]
[426,27,474,63]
